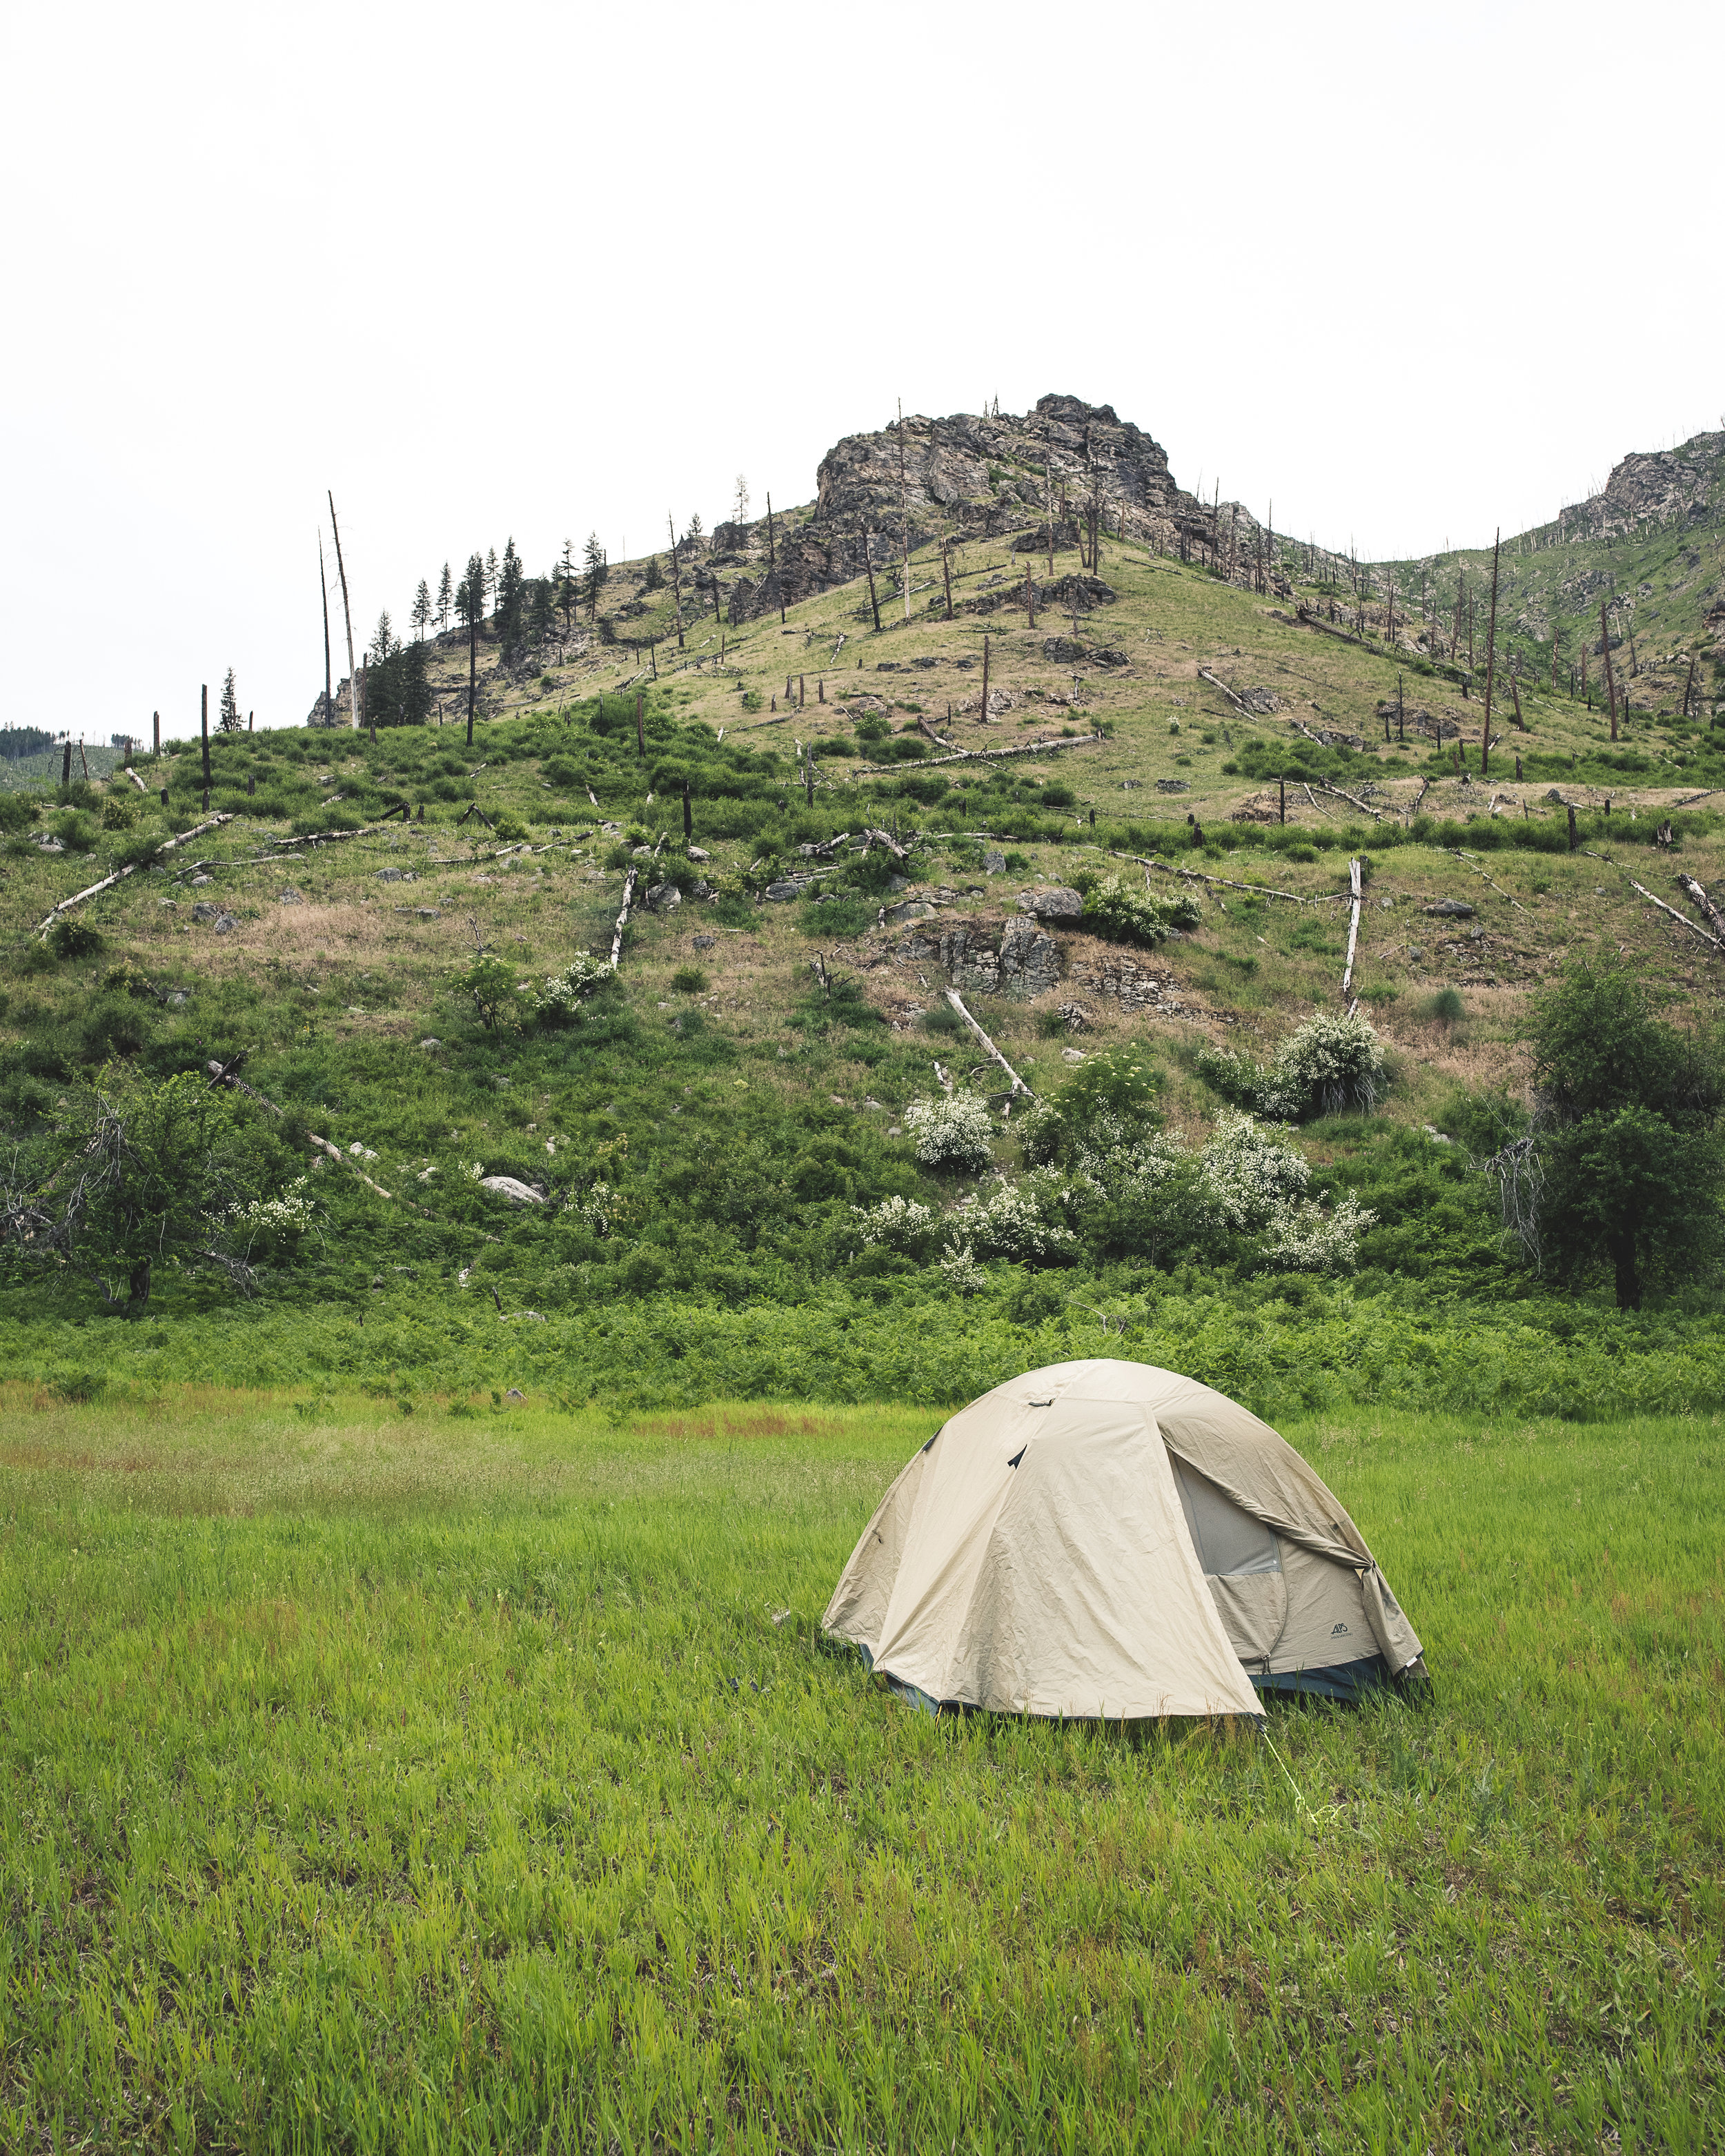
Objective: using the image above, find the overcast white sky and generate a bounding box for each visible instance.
[4,0,1717,742]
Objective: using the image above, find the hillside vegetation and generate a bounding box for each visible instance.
[5,498,1725,1410]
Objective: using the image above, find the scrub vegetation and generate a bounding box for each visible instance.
[1,1389,1719,2150]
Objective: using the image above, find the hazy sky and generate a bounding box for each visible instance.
[5,0,1717,742]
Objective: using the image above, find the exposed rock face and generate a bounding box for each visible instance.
[1568,433,1725,540]
[896,915,1061,1000]
[1017,886,1084,920]
[727,394,1208,623]
[1064,949,1186,1014]
[480,1175,546,1205]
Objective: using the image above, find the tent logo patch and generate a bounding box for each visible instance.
[1330,1622,1350,1636]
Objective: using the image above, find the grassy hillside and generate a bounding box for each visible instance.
[6,519,1725,1405]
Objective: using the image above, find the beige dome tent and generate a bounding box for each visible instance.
[825,1359,1426,1721]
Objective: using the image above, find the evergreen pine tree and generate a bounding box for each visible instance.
[496,538,526,664]
[485,548,499,606]
[411,580,433,641]
[582,532,608,622]
[217,669,242,733]
[436,562,453,632]
[644,553,664,592]
[558,540,578,635]
[368,611,396,666]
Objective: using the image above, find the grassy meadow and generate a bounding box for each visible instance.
[2,1385,1721,2151]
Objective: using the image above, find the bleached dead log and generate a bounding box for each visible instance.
[1116,851,1339,904]
[1677,874,1725,936]
[1314,776,1383,821]
[1450,850,1532,914]
[863,824,910,863]
[852,733,1102,775]
[943,988,1037,1101]
[609,867,638,967]
[1197,667,1250,713]
[204,1059,397,1201]
[1341,858,1363,1000]
[121,767,150,793]
[32,812,235,937]
[1584,851,1722,951]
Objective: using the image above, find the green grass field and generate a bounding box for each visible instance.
[3,1386,1720,2151]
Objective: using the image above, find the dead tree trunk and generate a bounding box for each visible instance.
[863,532,881,633]
[1481,527,1501,778]
[1601,601,1619,742]
[1341,857,1363,1002]
[319,534,334,728]
[609,868,638,967]
[328,492,359,731]
[667,515,685,649]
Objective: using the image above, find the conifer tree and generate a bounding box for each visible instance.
[436,562,453,633]
[583,532,608,622]
[496,539,526,664]
[217,669,242,733]
[557,540,578,636]
[643,553,664,592]
[369,611,396,666]
[485,548,499,606]
[411,580,433,641]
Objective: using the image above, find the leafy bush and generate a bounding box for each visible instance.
[948,1175,1077,1261]
[671,967,708,995]
[49,918,103,961]
[1079,878,1201,948]
[851,1194,938,1257]
[52,811,99,853]
[529,955,615,1027]
[903,1092,994,1173]
[99,795,137,831]
[1201,1013,1388,1122]
[454,954,522,1031]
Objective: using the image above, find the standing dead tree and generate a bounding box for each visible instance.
[327,493,359,731]
[667,515,686,649]
[318,533,334,727]
[609,867,639,967]
[1340,858,1363,1002]
[1480,528,1501,778]
[1601,602,1621,741]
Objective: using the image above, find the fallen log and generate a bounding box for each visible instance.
[1584,852,1722,951]
[852,733,1103,775]
[1197,668,1250,714]
[120,767,150,793]
[32,812,235,937]
[1449,851,1532,914]
[1341,858,1363,1000]
[1111,851,1339,904]
[943,988,1037,1102]
[609,867,638,967]
[205,1059,397,1201]
[1677,873,1725,936]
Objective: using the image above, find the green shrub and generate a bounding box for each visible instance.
[1080,879,1201,949]
[671,967,709,994]
[1426,988,1466,1023]
[49,918,103,961]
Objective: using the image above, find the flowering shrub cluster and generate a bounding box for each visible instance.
[1201,1013,1388,1122]
[948,1174,1078,1261]
[852,1194,938,1256]
[1078,877,1202,949]
[531,954,615,1025]
[903,1092,994,1174]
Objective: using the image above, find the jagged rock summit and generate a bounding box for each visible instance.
[714,393,1211,625]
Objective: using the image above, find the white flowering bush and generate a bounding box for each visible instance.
[1197,1110,1312,1232]
[903,1091,994,1174]
[949,1174,1078,1260]
[938,1238,990,1293]
[851,1194,938,1256]
[233,1176,316,1236]
[569,1180,623,1236]
[1261,1192,1377,1274]
[1265,1012,1388,1119]
[1205,1014,1389,1122]
[531,953,615,1025]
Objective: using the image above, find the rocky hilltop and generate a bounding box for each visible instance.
[1555,433,1725,543]
[712,394,1218,625]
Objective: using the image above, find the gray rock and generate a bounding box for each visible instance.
[883,900,934,925]
[693,934,718,950]
[1017,886,1084,920]
[765,881,801,901]
[644,882,682,913]
[887,873,909,892]
[983,849,1006,873]
[690,880,714,900]
[1043,637,1088,664]
[188,873,214,887]
[1156,778,1190,793]
[35,837,64,853]
[167,989,190,1007]
[279,886,304,904]
[1423,900,1477,918]
[414,907,441,919]
[376,867,409,882]
[479,1175,546,1205]
[213,913,237,934]
[190,902,220,922]
[420,1038,442,1049]
[687,845,711,862]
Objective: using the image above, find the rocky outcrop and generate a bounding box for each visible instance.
[895,915,1062,1000]
[724,394,1210,624]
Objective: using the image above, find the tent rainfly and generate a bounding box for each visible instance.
[824,1359,1426,1721]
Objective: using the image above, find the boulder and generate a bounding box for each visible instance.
[1017,886,1084,920]
[190,902,220,923]
[765,880,802,901]
[1423,900,1476,918]
[376,867,406,882]
[1043,637,1089,664]
[687,844,711,862]
[644,882,682,913]
[479,1176,546,1206]
[1156,778,1190,793]
[983,849,1006,873]
[279,886,304,904]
